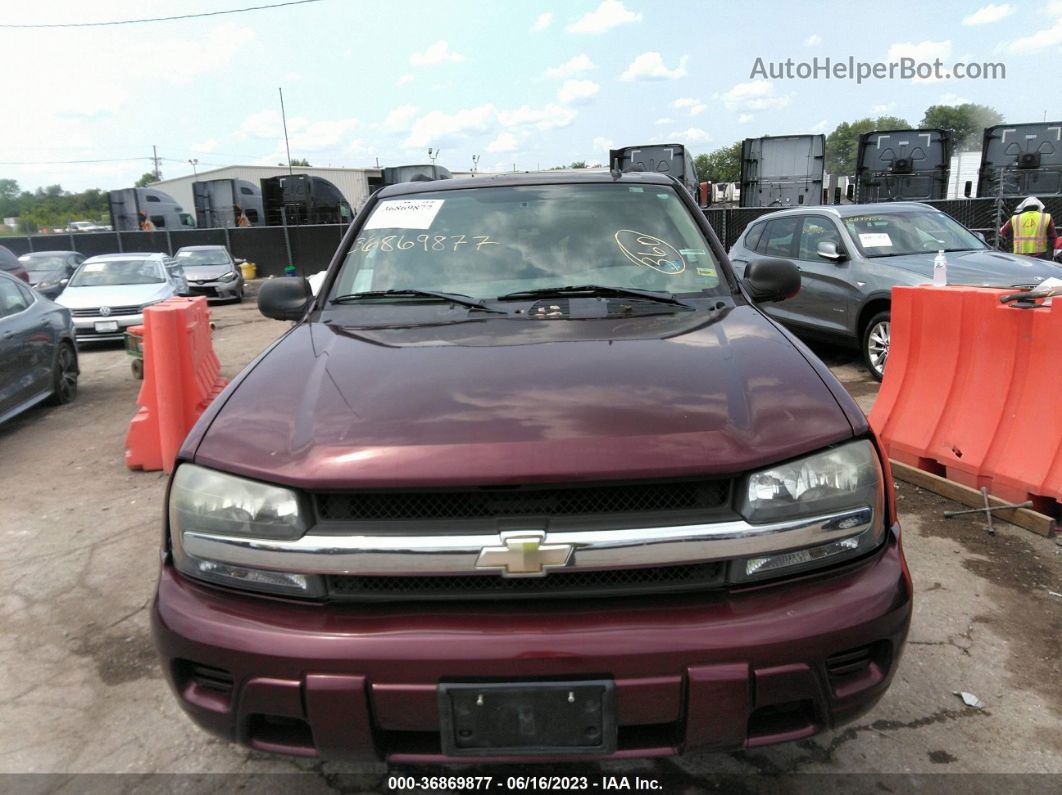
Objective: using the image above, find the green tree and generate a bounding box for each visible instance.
[825,115,910,175]
[920,103,1003,151]
[695,142,743,183]
[568,160,587,169]
[135,172,159,188]
[290,157,311,167]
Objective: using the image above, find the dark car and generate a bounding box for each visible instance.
[0,244,30,284]
[152,172,911,763]
[728,203,1061,379]
[0,270,79,424]
[18,250,86,299]
[173,245,245,302]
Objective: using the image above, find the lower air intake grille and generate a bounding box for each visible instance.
[326,562,725,602]
[826,646,874,679]
[315,479,731,522]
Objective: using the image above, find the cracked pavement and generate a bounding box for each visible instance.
[1,300,1059,788]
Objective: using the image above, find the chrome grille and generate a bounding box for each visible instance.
[315,479,732,521]
[70,304,141,317]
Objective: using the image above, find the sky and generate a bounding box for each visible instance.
[1,0,1060,193]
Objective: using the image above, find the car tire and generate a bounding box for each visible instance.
[45,342,78,405]
[862,310,890,382]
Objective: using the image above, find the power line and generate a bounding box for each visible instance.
[0,0,324,29]
[0,157,154,165]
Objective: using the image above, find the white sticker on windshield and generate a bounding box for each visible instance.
[364,199,444,230]
[859,232,893,247]
[83,263,105,272]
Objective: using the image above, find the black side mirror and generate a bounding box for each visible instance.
[258,277,313,321]
[744,258,800,303]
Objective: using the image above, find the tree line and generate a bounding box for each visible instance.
[0,180,110,235]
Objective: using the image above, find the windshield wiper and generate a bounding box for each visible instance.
[497,284,694,309]
[332,289,507,314]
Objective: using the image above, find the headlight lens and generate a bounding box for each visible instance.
[169,464,322,597]
[219,271,237,281]
[731,440,885,583]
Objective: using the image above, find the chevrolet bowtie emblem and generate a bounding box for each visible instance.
[475,531,573,578]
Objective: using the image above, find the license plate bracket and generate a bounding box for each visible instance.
[438,680,616,756]
[94,320,120,333]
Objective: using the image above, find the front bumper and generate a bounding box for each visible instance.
[71,313,143,341]
[187,277,241,299]
[152,527,911,763]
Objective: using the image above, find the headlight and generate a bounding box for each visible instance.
[169,464,322,597]
[732,440,885,582]
[219,271,237,282]
[37,279,57,289]
[139,299,165,311]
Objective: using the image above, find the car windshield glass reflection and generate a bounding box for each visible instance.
[332,184,725,302]
[844,212,986,258]
[177,250,230,267]
[20,255,68,274]
[70,260,164,287]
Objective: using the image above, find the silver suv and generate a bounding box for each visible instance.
[728,202,1060,379]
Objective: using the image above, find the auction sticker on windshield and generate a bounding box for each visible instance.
[859,232,893,247]
[364,199,444,230]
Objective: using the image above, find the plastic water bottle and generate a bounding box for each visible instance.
[932,250,948,286]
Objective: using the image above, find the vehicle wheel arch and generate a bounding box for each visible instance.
[856,294,891,339]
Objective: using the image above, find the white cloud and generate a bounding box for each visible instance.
[870,103,895,113]
[557,79,600,104]
[287,117,360,150]
[409,40,466,66]
[190,139,219,154]
[673,97,706,116]
[962,3,1014,25]
[804,34,822,46]
[567,0,643,33]
[654,117,674,125]
[531,12,552,32]
[487,132,518,152]
[938,92,972,105]
[593,136,616,153]
[715,81,791,112]
[237,109,282,139]
[397,73,414,86]
[669,127,711,144]
[620,52,688,81]
[403,104,493,147]
[498,104,577,130]
[545,53,597,78]
[383,104,418,132]
[886,39,952,63]
[1002,16,1062,52]
[738,113,754,123]
[811,119,829,132]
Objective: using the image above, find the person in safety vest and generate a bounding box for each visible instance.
[235,204,251,227]
[999,196,1056,259]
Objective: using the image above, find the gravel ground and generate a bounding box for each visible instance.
[1,300,1059,792]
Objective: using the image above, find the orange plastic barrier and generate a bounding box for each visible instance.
[124,297,228,473]
[869,285,1062,515]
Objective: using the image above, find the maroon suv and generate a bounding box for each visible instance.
[152,172,911,763]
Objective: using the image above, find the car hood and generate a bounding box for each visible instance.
[195,305,858,489]
[876,249,1061,286]
[27,270,64,284]
[55,283,173,308]
[183,265,232,281]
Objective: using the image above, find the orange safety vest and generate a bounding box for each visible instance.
[1011,210,1051,255]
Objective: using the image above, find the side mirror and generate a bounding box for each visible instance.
[744,258,800,303]
[817,241,846,262]
[259,277,313,321]
[60,278,69,286]
[973,231,988,245]
[234,258,247,265]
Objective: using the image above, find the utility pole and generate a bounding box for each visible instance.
[279,87,293,175]
[471,154,479,176]
[428,147,439,179]
[152,145,161,180]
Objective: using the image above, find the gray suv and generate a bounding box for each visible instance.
[728,202,1060,379]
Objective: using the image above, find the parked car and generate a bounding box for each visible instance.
[0,244,29,283]
[152,171,911,763]
[18,251,86,299]
[0,270,79,424]
[56,253,187,342]
[173,245,245,301]
[728,202,1061,379]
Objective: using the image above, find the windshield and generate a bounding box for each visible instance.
[843,211,986,258]
[20,254,69,274]
[70,259,164,287]
[177,249,230,267]
[331,183,725,302]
